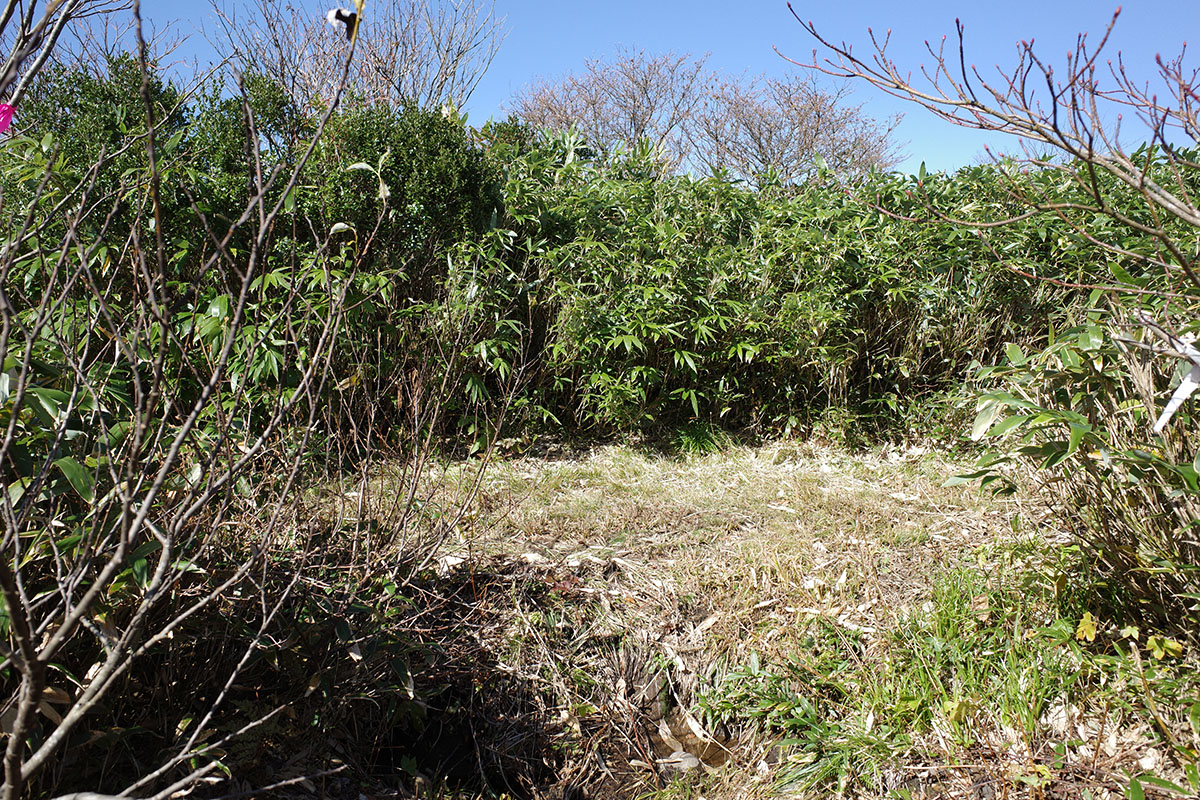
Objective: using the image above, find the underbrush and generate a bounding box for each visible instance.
[697,548,1200,799]
[33,496,577,799]
[964,316,1200,642]
[17,437,1200,800]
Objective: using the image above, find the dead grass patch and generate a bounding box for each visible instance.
[415,441,1198,800]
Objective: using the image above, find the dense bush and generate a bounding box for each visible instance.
[964,305,1200,637]
[0,53,514,797]
[472,132,1095,435]
[6,37,1197,798]
[942,147,1200,638]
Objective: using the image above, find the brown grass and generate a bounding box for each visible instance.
[268,440,1192,800]
[438,441,1029,798]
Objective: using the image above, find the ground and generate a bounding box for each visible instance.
[384,440,1194,800]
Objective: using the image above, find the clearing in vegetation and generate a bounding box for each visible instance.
[389,440,1197,800]
[3,2,1200,798]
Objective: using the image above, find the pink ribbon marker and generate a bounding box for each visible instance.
[0,104,13,133]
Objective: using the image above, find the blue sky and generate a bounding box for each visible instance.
[147,0,1197,173]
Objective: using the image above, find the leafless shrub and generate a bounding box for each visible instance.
[511,47,711,169]
[214,0,505,110]
[690,73,903,184]
[0,0,130,105]
[781,5,1199,288]
[0,1,518,796]
[510,47,901,180]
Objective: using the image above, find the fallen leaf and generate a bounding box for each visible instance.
[1075,612,1098,642]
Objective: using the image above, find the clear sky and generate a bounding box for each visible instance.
[144,0,1198,174]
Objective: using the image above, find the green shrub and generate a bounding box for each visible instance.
[482,133,1085,435]
[960,307,1200,637]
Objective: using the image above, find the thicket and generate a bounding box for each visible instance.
[3,20,1199,798]
[0,42,519,797]
[684,13,1200,797]
[14,57,1134,447]
[787,8,1200,641]
[473,132,1135,436]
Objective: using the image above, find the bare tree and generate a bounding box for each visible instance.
[0,2,362,795]
[510,47,901,181]
[0,0,129,105]
[780,6,1200,634]
[690,73,903,184]
[214,0,505,110]
[781,4,1200,415]
[510,46,711,167]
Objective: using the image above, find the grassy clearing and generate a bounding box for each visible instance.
[423,440,1200,800]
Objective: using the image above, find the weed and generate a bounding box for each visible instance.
[673,420,734,455]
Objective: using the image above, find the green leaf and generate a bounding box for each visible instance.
[1005,342,1026,366]
[7,478,31,507]
[131,557,149,589]
[1108,261,1147,287]
[1066,423,1090,457]
[104,421,132,450]
[1042,446,1072,470]
[1136,775,1189,795]
[1176,464,1200,493]
[988,415,1029,437]
[943,468,994,487]
[27,386,69,428]
[971,402,1003,441]
[1127,776,1144,800]
[1079,325,1104,350]
[53,457,95,503]
[163,129,184,154]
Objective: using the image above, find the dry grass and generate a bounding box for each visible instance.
[430,441,1028,798]
[286,440,1196,800]
[472,439,1015,657]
